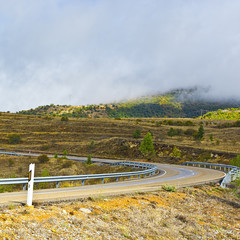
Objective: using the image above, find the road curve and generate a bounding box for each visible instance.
[0,152,226,206]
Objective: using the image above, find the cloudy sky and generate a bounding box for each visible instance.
[0,0,240,112]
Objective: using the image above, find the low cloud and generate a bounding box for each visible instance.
[0,0,240,112]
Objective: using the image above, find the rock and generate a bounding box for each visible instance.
[79,208,92,214]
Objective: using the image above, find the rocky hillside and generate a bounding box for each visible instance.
[17,88,240,118]
[0,185,239,239]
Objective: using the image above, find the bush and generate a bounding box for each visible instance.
[8,134,22,144]
[61,116,69,121]
[133,129,141,138]
[162,184,177,192]
[168,128,183,137]
[86,155,92,165]
[62,161,73,168]
[62,150,68,159]
[171,146,181,158]
[184,128,197,136]
[230,155,240,167]
[38,154,50,163]
[8,159,14,167]
[89,141,95,149]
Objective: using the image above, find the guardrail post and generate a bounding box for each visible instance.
[116,177,119,182]
[101,178,104,184]
[138,175,140,179]
[56,181,59,188]
[82,180,85,186]
[23,183,26,191]
[27,163,35,206]
[129,176,131,179]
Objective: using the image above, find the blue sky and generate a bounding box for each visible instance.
[0,0,240,112]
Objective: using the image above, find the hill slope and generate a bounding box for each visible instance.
[200,108,240,120]
[18,88,240,118]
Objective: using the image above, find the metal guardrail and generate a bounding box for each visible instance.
[0,161,158,190]
[220,167,240,188]
[182,161,240,188]
[182,161,236,172]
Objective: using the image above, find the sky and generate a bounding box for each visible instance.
[0,0,240,112]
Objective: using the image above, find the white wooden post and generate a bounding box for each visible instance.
[27,163,35,206]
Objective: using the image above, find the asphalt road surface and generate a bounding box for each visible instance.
[0,152,226,206]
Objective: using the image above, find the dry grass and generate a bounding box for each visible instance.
[0,113,239,166]
[0,185,239,239]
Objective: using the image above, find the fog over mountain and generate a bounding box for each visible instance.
[0,1,240,112]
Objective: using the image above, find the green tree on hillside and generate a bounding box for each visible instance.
[139,132,155,159]
[195,124,204,140]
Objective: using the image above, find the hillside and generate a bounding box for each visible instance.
[1,185,239,239]
[0,112,239,166]
[200,108,240,120]
[17,88,240,118]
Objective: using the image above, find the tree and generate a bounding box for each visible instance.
[195,124,204,140]
[139,132,155,159]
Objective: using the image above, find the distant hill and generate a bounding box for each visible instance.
[18,88,240,118]
[200,108,240,120]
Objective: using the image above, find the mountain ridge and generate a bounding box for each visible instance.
[17,88,240,118]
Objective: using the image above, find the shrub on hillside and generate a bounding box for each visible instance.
[86,155,92,165]
[8,134,22,144]
[168,128,183,137]
[38,154,49,163]
[133,129,141,138]
[61,116,69,121]
[230,155,240,167]
[184,128,197,136]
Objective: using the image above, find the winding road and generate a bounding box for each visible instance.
[0,152,226,206]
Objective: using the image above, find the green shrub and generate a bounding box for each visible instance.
[133,129,141,138]
[8,134,22,144]
[62,150,68,159]
[61,116,69,121]
[230,155,240,167]
[171,146,181,158]
[168,128,183,137]
[86,154,92,165]
[162,184,177,192]
[89,141,95,149]
[38,154,49,163]
[184,128,197,136]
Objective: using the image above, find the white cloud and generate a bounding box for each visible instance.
[0,0,240,111]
